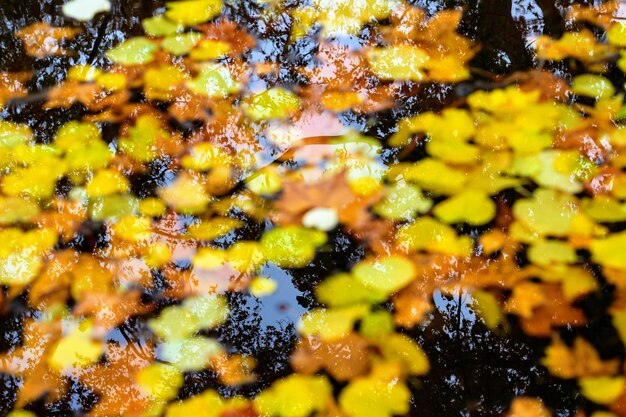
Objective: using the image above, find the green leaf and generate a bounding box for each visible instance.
[572,74,615,100]
[261,226,327,268]
[373,183,432,221]
[339,363,411,417]
[142,14,182,37]
[186,63,241,98]
[106,37,159,65]
[352,256,416,295]
[162,32,202,55]
[299,305,369,341]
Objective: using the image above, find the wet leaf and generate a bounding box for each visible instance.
[165,0,223,26]
[254,375,332,417]
[62,0,112,21]
[15,23,81,58]
[106,37,159,65]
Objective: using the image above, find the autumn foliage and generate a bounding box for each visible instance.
[2,0,626,417]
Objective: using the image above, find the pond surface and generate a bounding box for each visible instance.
[0,1,620,417]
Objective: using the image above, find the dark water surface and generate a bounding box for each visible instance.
[0,1,613,416]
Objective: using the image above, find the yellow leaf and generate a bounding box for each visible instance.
[249,276,278,297]
[366,45,428,81]
[299,305,369,341]
[396,217,473,257]
[608,22,626,47]
[261,226,327,268]
[377,333,429,376]
[136,363,183,400]
[433,190,496,226]
[186,63,241,98]
[579,376,625,405]
[472,290,504,330]
[339,363,411,417]
[165,0,222,25]
[48,320,103,372]
[158,174,211,214]
[254,374,332,417]
[352,256,416,295]
[86,169,130,197]
[243,88,301,121]
[528,240,577,266]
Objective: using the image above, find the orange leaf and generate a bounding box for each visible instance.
[0,320,66,407]
[15,22,81,58]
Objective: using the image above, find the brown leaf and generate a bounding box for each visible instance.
[209,352,256,386]
[291,333,370,381]
[519,284,587,337]
[542,336,620,379]
[28,250,76,309]
[45,80,129,111]
[0,320,66,407]
[195,20,256,57]
[74,291,153,331]
[15,22,81,58]
[76,343,154,417]
[0,71,31,107]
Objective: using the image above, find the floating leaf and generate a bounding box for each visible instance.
[186,63,241,98]
[373,183,432,221]
[142,14,182,37]
[158,174,211,214]
[48,320,103,372]
[299,305,369,341]
[62,0,111,21]
[15,23,81,58]
[243,88,301,121]
[580,377,625,405]
[316,273,387,307]
[396,217,473,257]
[162,32,202,55]
[165,0,223,26]
[106,37,158,65]
[158,337,223,371]
[572,75,615,99]
[366,45,428,81]
[339,363,411,417]
[254,375,332,417]
[352,256,416,295]
[433,190,496,226]
[302,207,339,231]
[249,276,278,297]
[136,363,183,401]
[261,226,327,268]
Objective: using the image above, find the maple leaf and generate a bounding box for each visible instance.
[0,320,66,407]
[518,284,588,337]
[15,22,81,58]
[74,291,153,331]
[542,336,620,379]
[75,343,154,417]
[272,173,387,236]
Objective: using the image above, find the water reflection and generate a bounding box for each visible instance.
[0,0,611,416]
